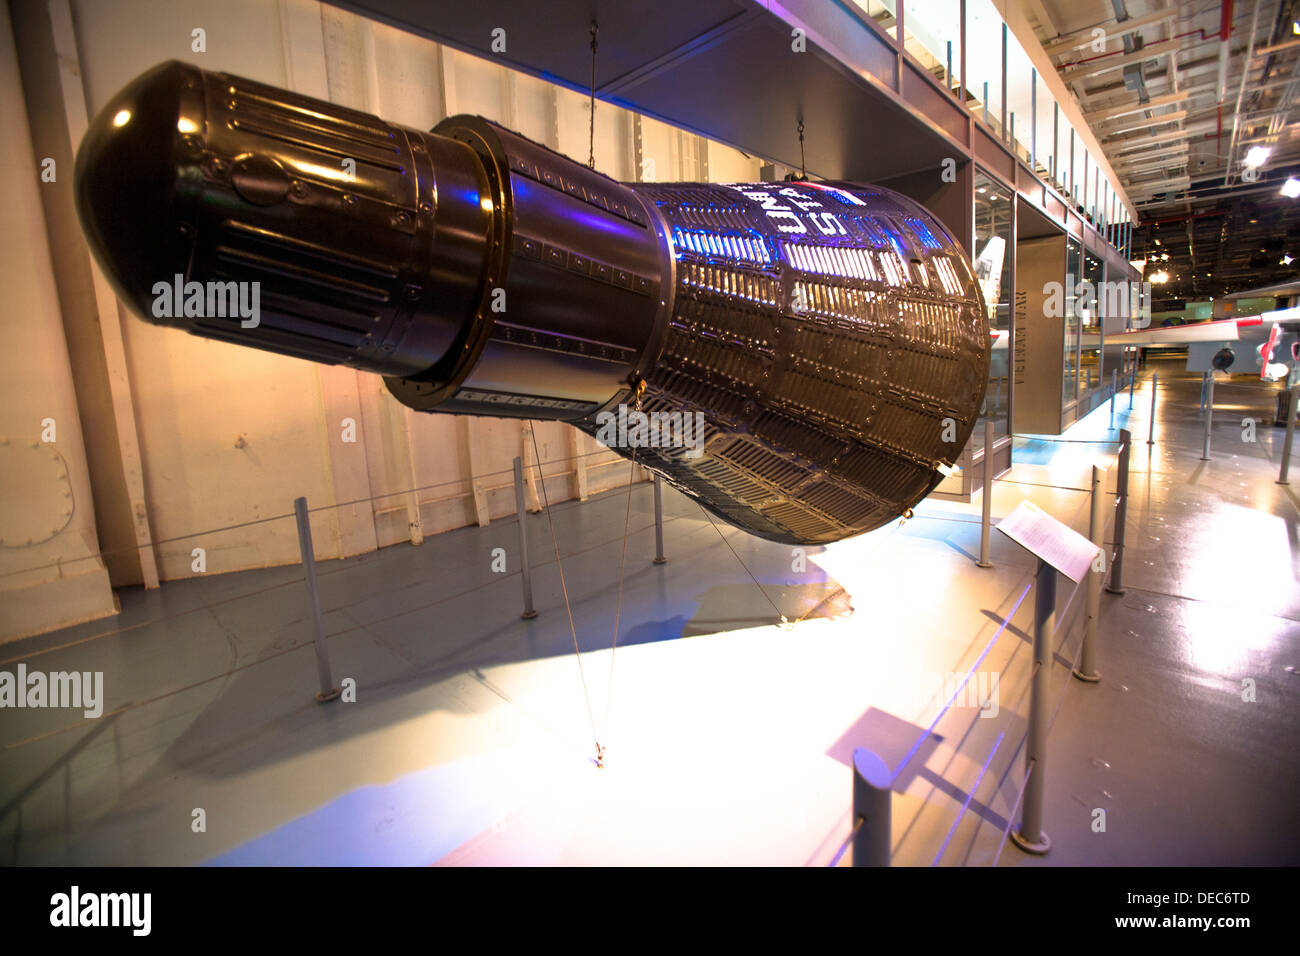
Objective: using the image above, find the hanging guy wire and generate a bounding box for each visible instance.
[588,21,599,169]
[527,420,603,766]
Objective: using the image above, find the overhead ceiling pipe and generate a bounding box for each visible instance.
[1225,0,1264,186]
[1138,209,1229,226]
[1217,0,1235,164]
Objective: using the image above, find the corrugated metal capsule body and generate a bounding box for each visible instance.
[75,62,989,547]
[621,181,989,544]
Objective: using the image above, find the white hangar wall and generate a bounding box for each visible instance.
[2,0,762,641]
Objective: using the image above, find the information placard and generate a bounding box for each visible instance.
[995,500,1101,582]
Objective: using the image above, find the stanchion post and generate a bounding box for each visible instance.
[1128,365,1135,408]
[514,457,537,619]
[1107,429,1130,595]
[851,748,892,867]
[1147,373,1158,445]
[293,497,340,703]
[1074,466,1103,683]
[1278,386,1298,486]
[653,475,667,564]
[1011,558,1053,855]
[1201,373,1215,461]
[977,419,994,568]
[1109,368,1117,429]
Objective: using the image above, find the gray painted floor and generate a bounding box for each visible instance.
[1,356,1296,865]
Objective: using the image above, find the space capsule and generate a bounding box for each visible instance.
[75,61,989,545]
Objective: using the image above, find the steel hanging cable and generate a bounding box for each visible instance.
[797,119,807,180]
[588,21,598,169]
[527,420,602,763]
[695,503,786,621]
[603,444,639,744]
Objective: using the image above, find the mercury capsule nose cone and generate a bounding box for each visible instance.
[74,60,198,321]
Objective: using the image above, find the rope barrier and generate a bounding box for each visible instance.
[891,579,1034,782]
[932,730,1006,866]
[991,761,1036,867]
[827,814,864,868]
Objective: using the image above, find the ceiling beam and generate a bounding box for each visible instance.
[1084,90,1189,123]
[1112,122,1216,152]
[1102,109,1188,135]
[1061,38,1186,80]
[1254,36,1300,58]
[1042,6,1178,58]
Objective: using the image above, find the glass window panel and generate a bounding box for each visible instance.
[1080,252,1104,397]
[1034,72,1056,182]
[1064,237,1082,403]
[974,169,1012,451]
[898,0,963,93]
[966,0,1005,139]
[1005,27,1035,163]
[1054,113,1076,196]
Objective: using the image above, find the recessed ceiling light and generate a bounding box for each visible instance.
[1282,178,1300,198]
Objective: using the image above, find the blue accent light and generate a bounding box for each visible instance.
[904,217,943,250]
[874,217,913,260]
[671,226,772,266]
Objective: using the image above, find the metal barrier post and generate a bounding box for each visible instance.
[1147,373,1158,445]
[1074,466,1104,683]
[1201,373,1215,461]
[1107,429,1130,595]
[977,419,994,568]
[1278,386,1298,486]
[1109,369,1117,430]
[514,457,537,619]
[1128,366,1135,408]
[653,475,667,564]
[293,497,340,703]
[851,748,892,867]
[1011,558,1053,855]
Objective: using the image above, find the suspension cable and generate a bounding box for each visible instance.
[588,22,598,169]
[527,420,602,765]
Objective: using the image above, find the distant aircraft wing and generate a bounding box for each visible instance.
[1083,316,1256,346]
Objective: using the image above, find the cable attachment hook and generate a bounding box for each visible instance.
[595,741,606,768]
[631,377,647,412]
